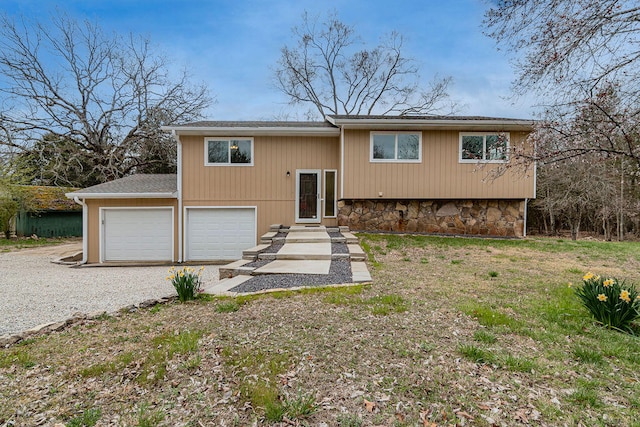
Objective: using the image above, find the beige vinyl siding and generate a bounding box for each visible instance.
[181,135,340,237]
[342,129,535,199]
[84,198,178,263]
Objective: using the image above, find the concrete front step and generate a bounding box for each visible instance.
[219,259,252,279]
[203,275,252,295]
[275,242,332,260]
[348,243,365,261]
[285,231,331,243]
[289,225,326,232]
[260,231,278,244]
[253,259,331,275]
[351,261,372,283]
[342,232,359,244]
[242,244,270,260]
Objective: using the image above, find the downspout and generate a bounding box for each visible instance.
[523,198,528,238]
[172,130,183,262]
[73,196,88,264]
[340,125,344,200]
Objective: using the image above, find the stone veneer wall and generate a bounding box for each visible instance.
[337,199,526,237]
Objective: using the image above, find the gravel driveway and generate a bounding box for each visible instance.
[0,243,220,337]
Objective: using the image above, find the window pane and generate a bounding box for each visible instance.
[230,139,252,164]
[461,136,483,160]
[485,134,507,160]
[324,171,336,217]
[208,140,229,163]
[372,134,395,159]
[397,134,420,160]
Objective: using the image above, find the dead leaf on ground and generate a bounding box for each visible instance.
[364,398,376,412]
[419,410,437,427]
[456,410,475,420]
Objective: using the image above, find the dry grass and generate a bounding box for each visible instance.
[1,235,640,426]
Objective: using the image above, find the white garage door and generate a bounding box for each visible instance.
[102,208,173,262]
[186,208,256,261]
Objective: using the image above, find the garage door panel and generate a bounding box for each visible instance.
[103,209,173,262]
[186,208,255,261]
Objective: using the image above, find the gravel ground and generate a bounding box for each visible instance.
[259,241,284,254]
[0,245,220,337]
[229,259,352,293]
[332,242,348,253]
[243,259,271,268]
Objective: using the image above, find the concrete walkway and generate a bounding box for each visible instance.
[203,225,371,295]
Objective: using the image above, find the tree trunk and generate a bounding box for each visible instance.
[570,217,581,241]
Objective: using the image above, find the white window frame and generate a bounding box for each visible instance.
[323,169,337,218]
[459,132,510,163]
[204,137,254,166]
[370,131,422,163]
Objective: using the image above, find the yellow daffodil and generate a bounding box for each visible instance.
[169,274,175,280]
[620,290,631,303]
[583,272,594,280]
[200,266,205,271]
[179,271,184,277]
[603,279,614,287]
[594,275,601,281]
[597,294,607,302]
[567,282,572,288]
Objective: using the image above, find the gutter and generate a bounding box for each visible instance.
[72,196,88,265]
[523,198,528,238]
[161,126,339,137]
[66,192,177,199]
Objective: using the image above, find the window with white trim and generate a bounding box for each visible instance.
[370,132,422,162]
[324,170,337,217]
[459,132,509,162]
[205,138,253,165]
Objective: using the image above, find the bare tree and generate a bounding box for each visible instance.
[505,84,640,169]
[0,13,212,187]
[275,11,457,118]
[485,1,640,99]
[485,1,640,168]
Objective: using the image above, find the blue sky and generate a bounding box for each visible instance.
[1,0,535,120]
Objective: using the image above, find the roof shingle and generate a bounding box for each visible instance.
[67,174,177,196]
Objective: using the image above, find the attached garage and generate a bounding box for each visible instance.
[101,208,174,262]
[185,207,256,261]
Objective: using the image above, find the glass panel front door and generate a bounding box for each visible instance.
[296,170,321,223]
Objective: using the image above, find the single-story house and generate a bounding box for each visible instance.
[67,115,535,264]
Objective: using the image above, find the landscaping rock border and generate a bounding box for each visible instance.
[0,297,175,348]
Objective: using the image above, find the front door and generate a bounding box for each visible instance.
[296,170,321,223]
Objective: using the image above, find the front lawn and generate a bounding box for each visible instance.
[1,235,639,426]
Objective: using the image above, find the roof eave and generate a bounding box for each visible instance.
[65,192,178,199]
[161,126,340,137]
[327,117,535,131]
